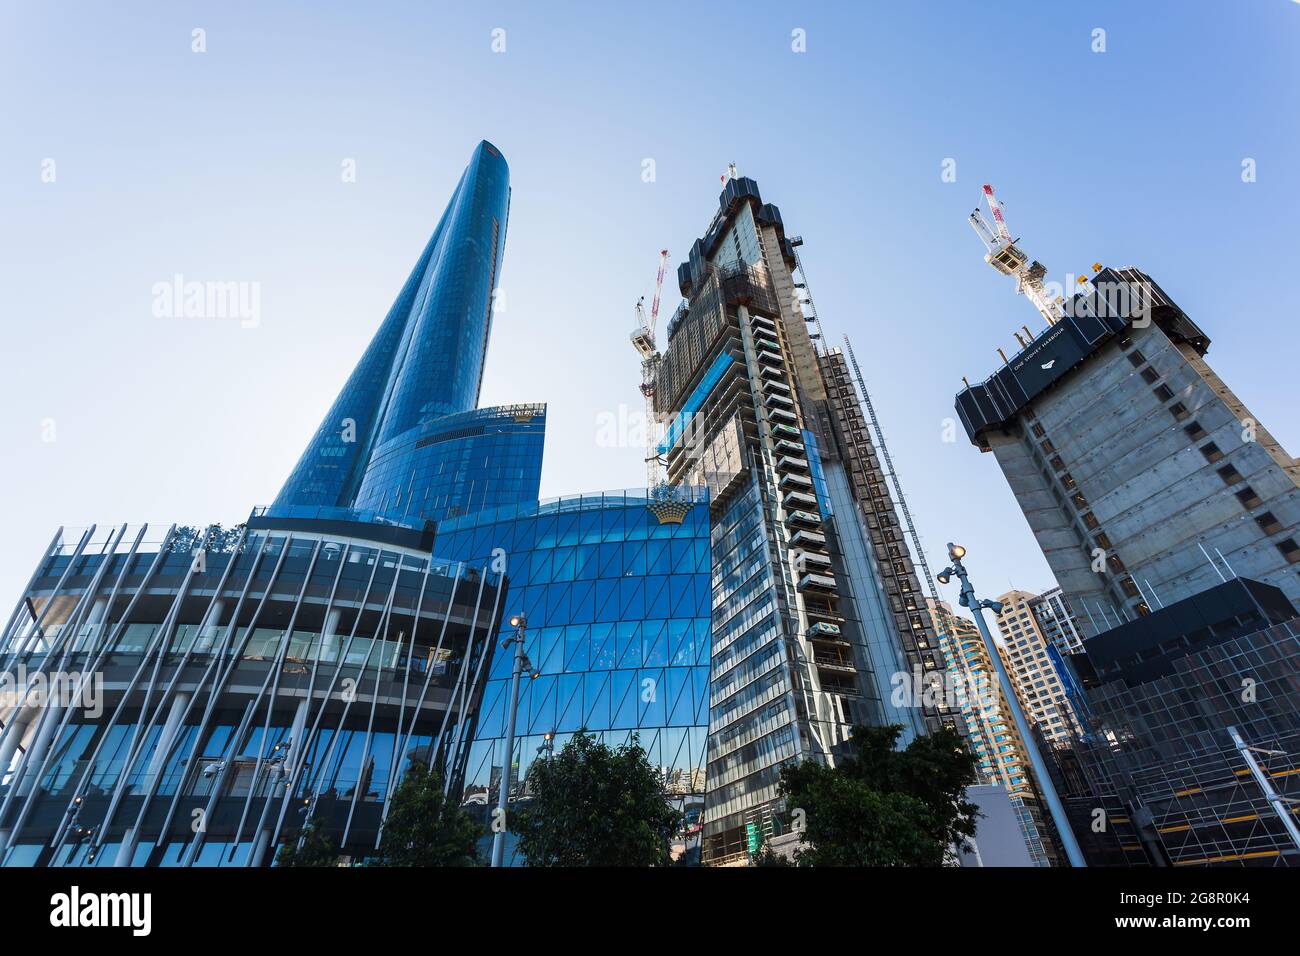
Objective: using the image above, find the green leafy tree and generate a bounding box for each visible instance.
[374,760,483,866]
[752,841,792,867]
[778,724,979,866]
[513,731,681,866]
[275,817,340,867]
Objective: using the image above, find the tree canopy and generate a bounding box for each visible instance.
[275,817,340,867]
[777,724,979,866]
[512,731,682,866]
[374,760,483,867]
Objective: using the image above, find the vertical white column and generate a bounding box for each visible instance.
[195,599,226,652]
[0,709,34,788]
[15,701,62,796]
[249,825,272,868]
[144,692,191,787]
[77,596,110,653]
[322,609,342,663]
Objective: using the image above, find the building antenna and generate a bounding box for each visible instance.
[843,334,939,603]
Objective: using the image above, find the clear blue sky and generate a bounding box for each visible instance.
[2,1,1297,607]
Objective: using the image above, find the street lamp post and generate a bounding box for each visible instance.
[938,543,1087,868]
[490,613,538,868]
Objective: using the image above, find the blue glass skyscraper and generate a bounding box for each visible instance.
[273,140,530,525]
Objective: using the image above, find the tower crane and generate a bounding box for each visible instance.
[631,249,671,491]
[968,184,1063,326]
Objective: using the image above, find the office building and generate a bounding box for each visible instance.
[0,520,503,867]
[434,489,713,865]
[0,140,725,868]
[274,140,522,527]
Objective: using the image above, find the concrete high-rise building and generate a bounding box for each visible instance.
[957,267,1300,634]
[656,173,952,863]
[992,590,1083,743]
[930,598,1056,866]
[1029,586,1086,655]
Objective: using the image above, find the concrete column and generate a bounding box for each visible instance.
[195,599,226,653]
[288,699,308,770]
[77,597,109,652]
[144,692,191,787]
[114,827,139,867]
[322,609,342,663]
[249,827,272,868]
[15,702,62,796]
[0,708,34,785]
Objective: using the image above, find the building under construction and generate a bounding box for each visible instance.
[649,171,956,863]
[1050,577,1300,867]
[958,183,1300,866]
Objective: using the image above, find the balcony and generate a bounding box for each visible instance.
[784,510,821,529]
[794,548,831,568]
[814,653,856,673]
[776,454,808,473]
[779,472,814,492]
[762,379,790,395]
[790,529,826,548]
[760,364,784,380]
[772,423,801,440]
[774,439,804,456]
[783,491,818,511]
[769,408,797,426]
[756,348,783,368]
[765,392,794,411]
[797,572,838,593]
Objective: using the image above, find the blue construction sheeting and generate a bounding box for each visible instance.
[657,352,733,455]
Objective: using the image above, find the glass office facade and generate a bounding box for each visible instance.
[352,404,545,525]
[0,521,502,867]
[274,140,512,514]
[428,489,713,860]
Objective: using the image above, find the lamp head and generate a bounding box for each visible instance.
[947,543,967,560]
[509,614,526,628]
[936,571,951,585]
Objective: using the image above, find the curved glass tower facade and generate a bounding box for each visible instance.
[351,404,545,525]
[274,140,514,518]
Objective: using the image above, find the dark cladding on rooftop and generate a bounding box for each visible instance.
[954,267,1209,449]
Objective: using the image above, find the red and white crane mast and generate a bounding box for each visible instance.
[631,249,671,490]
[968,183,1063,326]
